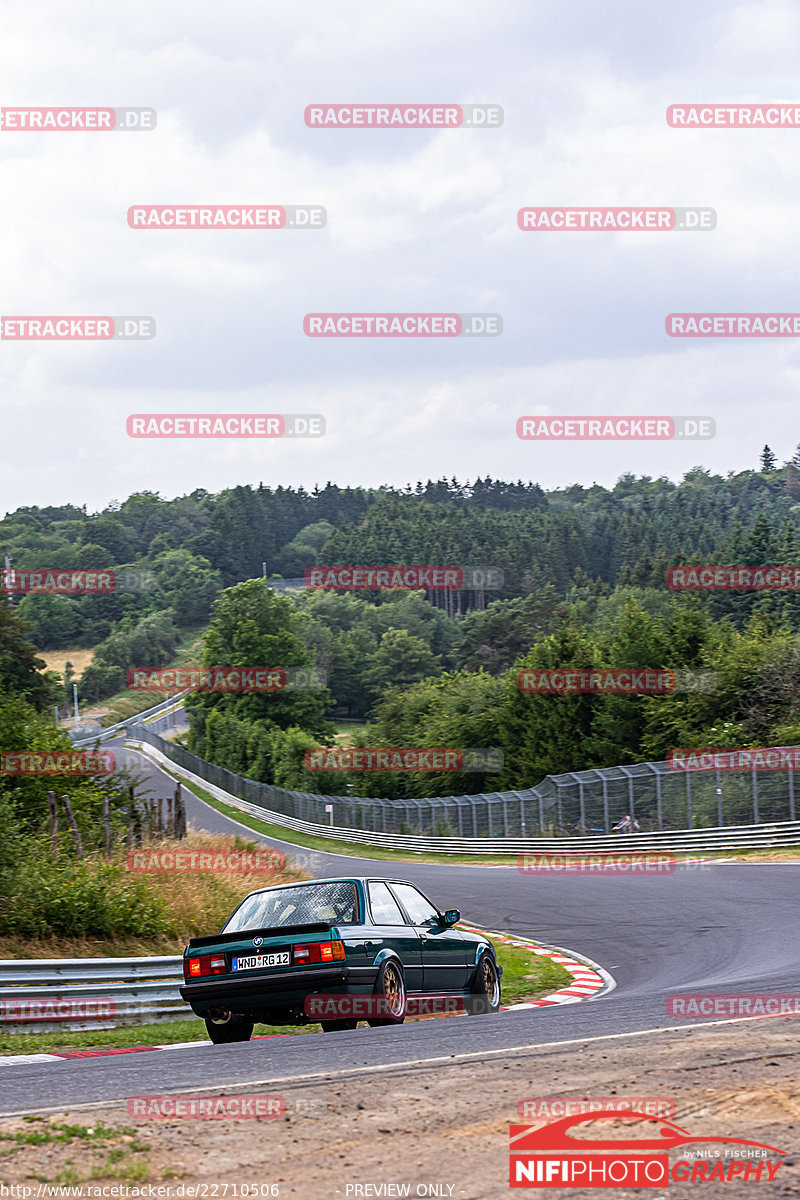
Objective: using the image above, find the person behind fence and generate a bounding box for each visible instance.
[613,814,632,833]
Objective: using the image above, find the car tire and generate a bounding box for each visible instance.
[366,958,406,1027]
[320,1019,359,1032]
[204,1014,254,1044]
[466,951,501,1015]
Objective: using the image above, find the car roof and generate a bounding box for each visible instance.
[239,875,414,899]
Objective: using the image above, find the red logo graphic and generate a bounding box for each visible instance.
[509,1111,785,1187]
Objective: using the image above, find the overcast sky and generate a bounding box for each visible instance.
[2,0,799,514]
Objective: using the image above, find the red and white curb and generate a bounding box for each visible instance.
[0,929,611,1066]
[459,925,610,1010]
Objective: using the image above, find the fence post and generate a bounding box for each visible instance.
[789,766,795,822]
[47,790,59,857]
[685,771,693,830]
[752,763,759,824]
[538,792,545,835]
[472,798,478,837]
[102,794,112,856]
[60,794,84,857]
[602,778,610,834]
[654,771,663,831]
[716,769,723,827]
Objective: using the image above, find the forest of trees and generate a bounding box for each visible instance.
[7,454,800,799]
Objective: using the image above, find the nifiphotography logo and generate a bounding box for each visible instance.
[509,1110,785,1188]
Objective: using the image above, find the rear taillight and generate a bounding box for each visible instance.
[183,953,228,980]
[292,940,345,964]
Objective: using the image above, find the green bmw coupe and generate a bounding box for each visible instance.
[180,876,502,1042]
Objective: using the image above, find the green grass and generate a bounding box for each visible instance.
[0,1017,309,1056]
[0,935,569,1056]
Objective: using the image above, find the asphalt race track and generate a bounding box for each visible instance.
[3,742,799,1115]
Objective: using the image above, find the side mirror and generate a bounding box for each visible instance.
[442,909,460,927]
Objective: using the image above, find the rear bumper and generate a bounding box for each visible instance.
[180,964,379,1017]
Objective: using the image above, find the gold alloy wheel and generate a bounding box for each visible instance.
[479,955,500,1007]
[383,960,405,1015]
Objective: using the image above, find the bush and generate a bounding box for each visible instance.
[0,855,171,939]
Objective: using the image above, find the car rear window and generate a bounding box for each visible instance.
[223,881,358,932]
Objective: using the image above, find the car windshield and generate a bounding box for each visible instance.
[223,881,358,932]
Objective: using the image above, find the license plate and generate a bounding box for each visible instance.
[232,951,290,971]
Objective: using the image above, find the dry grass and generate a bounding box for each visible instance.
[0,829,307,959]
[38,647,95,679]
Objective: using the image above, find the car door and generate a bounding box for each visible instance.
[365,879,423,991]
[388,882,469,993]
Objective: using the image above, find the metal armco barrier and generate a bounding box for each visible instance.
[71,692,189,748]
[0,956,188,1033]
[127,737,800,854]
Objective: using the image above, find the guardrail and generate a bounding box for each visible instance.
[0,956,189,1033]
[128,738,800,854]
[71,692,190,748]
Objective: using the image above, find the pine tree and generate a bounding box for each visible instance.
[760,445,777,472]
[786,462,800,501]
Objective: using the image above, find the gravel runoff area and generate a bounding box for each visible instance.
[0,1019,798,1198]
